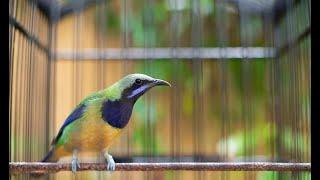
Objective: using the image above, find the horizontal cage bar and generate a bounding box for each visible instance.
[10,162,310,174]
[56,47,275,60]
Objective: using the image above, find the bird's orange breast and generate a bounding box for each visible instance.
[53,107,123,159]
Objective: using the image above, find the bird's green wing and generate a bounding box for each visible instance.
[50,104,86,145]
[50,91,104,145]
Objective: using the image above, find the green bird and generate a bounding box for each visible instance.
[41,73,171,172]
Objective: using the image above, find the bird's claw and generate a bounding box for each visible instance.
[107,161,115,171]
[105,154,116,171]
[71,156,80,173]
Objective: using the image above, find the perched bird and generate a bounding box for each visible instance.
[41,74,171,172]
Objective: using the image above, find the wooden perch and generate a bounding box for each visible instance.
[10,162,311,174]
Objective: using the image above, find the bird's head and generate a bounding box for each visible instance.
[110,73,171,102]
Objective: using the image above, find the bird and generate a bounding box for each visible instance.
[41,73,171,172]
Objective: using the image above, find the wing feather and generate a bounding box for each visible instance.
[50,91,105,145]
[51,104,86,145]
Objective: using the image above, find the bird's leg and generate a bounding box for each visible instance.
[71,149,80,173]
[103,151,116,171]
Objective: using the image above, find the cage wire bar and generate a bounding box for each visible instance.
[55,47,275,60]
[9,0,310,176]
[9,0,51,166]
[10,162,311,174]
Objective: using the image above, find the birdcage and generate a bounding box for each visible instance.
[9,0,310,179]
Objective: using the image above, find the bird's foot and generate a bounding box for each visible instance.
[105,153,116,171]
[71,151,80,173]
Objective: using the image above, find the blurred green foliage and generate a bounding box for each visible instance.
[102,0,265,47]
[257,171,310,180]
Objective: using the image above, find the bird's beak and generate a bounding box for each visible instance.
[153,79,171,87]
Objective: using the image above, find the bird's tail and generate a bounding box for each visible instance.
[41,148,56,162]
[30,149,57,178]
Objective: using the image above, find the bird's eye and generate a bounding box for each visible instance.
[135,79,142,85]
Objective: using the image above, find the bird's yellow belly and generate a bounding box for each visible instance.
[60,118,122,153]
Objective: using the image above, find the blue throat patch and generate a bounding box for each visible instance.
[101,100,134,129]
[127,84,150,98]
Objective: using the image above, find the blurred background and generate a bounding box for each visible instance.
[9,0,310,179]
